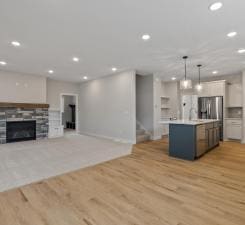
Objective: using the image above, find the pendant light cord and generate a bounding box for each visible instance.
[183,56,188,80]
[199,67,200,84]
[197,64,202,84]
[185,59,187,80]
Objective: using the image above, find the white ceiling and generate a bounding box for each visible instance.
[0,0,245,82]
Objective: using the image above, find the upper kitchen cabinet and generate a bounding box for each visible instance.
[198,80,226,97]
[227,83,242,107]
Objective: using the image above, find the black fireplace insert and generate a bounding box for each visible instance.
[6,120,36,143]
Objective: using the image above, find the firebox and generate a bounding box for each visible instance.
[6,120,36,143]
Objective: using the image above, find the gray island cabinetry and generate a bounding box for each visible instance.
[160,120,220,161]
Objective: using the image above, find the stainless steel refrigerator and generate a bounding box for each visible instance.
[198,96,223,140]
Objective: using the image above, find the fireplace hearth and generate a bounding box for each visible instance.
[7,121,36,143]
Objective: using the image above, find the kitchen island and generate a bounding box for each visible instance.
[160,119,220,160]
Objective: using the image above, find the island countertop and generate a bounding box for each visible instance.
[159,119,219,125]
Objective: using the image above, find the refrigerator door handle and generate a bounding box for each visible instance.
[207,102,210,118]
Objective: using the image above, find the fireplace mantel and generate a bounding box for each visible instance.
[0,102,49,109]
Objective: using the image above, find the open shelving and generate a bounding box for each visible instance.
[161,97,171,120]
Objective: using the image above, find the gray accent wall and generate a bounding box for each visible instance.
[79,71,136,143]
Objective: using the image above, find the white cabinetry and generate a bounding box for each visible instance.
[198,81,226,97]
[48,109,64,138]
[198,80,225,97]
[226,119,242,140]
[227,83,242,107]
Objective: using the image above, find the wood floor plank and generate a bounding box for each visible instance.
[0,139,244,225]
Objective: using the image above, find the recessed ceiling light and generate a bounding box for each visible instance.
[238,49,245,54]
[142,34,151,41]
[227,31,237,38]
[171,77,176,81]
[72,57,79,62]
[0,61,7,65]
[112,67,117,72]
[11,41,21,47]
[212,71,218,74]
[48,70,54,74]
[209,2,223,11]
[83,76,88,80]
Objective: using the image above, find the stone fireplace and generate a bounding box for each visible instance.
[0,102,49,144]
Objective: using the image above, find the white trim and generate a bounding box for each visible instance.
[60,93,79,133]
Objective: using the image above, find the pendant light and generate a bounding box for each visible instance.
[196,64,203,91]
[180,56,192,89]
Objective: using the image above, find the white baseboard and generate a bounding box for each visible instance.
[79,131,136,144]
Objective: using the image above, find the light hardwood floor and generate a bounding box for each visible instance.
[0,139,244,225]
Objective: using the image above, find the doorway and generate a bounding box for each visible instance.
[60,93,79,134]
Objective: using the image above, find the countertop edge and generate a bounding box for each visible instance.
[159,119,220,126]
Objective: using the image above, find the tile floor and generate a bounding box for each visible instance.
[0,134,132,192]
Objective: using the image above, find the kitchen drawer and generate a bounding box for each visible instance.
[226,124,242,140]
[226,119,242,126]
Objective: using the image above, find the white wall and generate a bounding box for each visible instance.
[0,71,46,103]
[79,71,136,143]
[46,78,80,109]
[242,71,245,143]
[136,75,154,136]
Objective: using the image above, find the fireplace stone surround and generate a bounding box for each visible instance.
[0,103,49,144]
